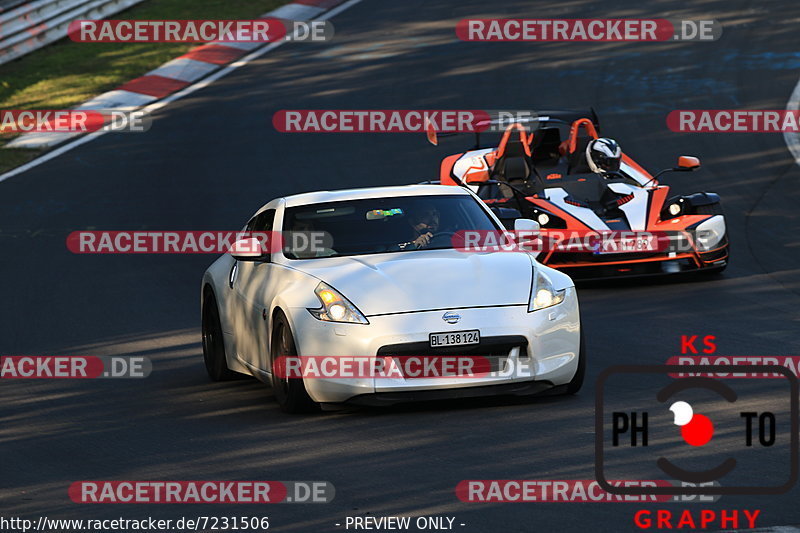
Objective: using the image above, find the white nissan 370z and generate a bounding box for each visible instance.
[201,184,584,412]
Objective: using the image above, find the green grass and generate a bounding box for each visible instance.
[0,0,288,174]
[0,147,41,174]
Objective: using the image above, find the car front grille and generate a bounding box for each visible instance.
[376,336,528,374]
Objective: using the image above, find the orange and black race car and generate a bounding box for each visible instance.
[432,110,729,280]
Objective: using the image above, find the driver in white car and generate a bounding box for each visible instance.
[402,203,440,249]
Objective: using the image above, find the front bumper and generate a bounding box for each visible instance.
[347,380,556,406]
[543,241,729,281]
[286,289,580,404]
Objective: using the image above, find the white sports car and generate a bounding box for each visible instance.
[201,185,584,412]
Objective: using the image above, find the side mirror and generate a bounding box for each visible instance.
[676,155,701,171]
[513,218,540,256]
[230,237,268,261]
[514,218,540,232]
[648,155,702,185]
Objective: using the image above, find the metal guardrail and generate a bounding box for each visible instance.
[0,0,147,66]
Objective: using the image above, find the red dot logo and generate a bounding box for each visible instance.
[670,401,714,446]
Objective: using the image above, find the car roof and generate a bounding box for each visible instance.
[278,184,470,209]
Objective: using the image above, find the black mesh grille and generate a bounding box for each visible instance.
[377,336,528,373]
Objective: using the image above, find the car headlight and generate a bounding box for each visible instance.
[307,282,369,324]
[531,208,566,229]
[528,269,566,312]
[661,197,686,220]
[694,215,726,252]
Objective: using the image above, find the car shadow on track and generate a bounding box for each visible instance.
[575,270,725,290]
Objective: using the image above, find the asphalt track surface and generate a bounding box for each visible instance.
[3,0,800,531]
[0,0,25,11]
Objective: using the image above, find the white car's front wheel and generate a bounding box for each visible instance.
[270,311,318,413]
[564,329,586,395]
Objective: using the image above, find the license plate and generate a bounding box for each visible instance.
[597,234,658,254]
[429,330,480,348]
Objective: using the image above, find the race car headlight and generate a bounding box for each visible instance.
[531,208,566,229]
[661,197,688,220]
[694,215,726,252]
[528,269,566,312]
[308,282,369,324]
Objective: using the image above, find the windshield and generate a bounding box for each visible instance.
[282,194,498,259]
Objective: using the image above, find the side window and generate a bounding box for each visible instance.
[246,209,276,232]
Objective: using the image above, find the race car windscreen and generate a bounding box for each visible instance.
[282,194,498,259]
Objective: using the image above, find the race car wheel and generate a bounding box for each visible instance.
[565,328,586,395]
[270,311,318,413]
[202,293,237,381]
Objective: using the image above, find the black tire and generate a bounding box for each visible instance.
[202,293,237,381]
[565,328,586,395]
[270,311,317,413]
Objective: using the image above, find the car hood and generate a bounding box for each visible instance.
[290,250,533,316]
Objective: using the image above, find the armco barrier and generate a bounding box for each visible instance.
[0,0,146,65]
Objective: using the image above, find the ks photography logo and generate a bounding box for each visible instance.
[595,365,798,496]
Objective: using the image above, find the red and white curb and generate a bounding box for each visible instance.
[5,0,348,150]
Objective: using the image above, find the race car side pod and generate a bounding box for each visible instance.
[660,192,722,219]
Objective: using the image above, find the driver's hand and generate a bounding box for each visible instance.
[414,232,433,249]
